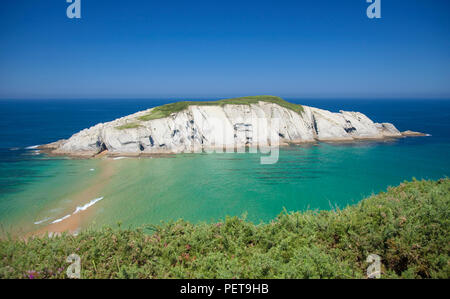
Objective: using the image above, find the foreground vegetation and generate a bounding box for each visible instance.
[137,95,304,122]
[1,178,448,279]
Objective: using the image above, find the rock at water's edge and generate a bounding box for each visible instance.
[401,130,428,137]
[40,98,427,157]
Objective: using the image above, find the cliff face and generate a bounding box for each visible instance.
[45,99,406,157]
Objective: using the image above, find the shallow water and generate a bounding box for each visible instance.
[0,99,449,234]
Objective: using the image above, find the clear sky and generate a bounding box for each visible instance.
[0,0,449,99]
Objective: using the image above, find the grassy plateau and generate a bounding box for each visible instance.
[115,122,142,130]
[137,95,304,122]
[0,178,448,279]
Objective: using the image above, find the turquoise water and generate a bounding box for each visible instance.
[93,140,449,228]
[0,99,449,234]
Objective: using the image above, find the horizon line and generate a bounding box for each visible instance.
[1,95,450,101]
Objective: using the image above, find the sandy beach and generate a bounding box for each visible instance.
[27,159,116,238]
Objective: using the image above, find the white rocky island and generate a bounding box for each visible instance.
[39,96,426,158]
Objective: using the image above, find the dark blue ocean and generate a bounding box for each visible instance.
[1,98,449,149]
[0,99,449,234]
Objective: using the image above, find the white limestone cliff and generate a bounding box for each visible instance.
[42,101,411,157]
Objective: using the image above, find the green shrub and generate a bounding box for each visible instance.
[115,123,142,130]
[0,178,448,279]
[138,96,304,121]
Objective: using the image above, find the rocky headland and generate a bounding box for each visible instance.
[39,96,427,158]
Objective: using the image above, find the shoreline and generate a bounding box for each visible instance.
[26,159,116,238]
[21,130,428,237]
[3,178,448,279]
[34,97,429,160]
[37,131,428,159]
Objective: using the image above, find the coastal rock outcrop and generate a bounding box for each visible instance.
[41,96,419,157]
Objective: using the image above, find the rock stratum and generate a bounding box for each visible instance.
[40,96,426,157]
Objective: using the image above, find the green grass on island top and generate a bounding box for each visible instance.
[116,95,304,129]
[136,95,304,122]
[115,122,142,130]
[1,178,448,279]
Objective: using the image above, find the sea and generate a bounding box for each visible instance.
[0,98,449,235]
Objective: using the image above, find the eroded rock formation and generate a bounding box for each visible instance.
[40,99,424,157]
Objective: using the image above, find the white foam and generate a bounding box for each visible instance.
[34,217,52,225]
[48,196,104,225]
[73,197,104,214]
[51,214,71,224]
[25,145,40,150]
[89,168,95,171]
[113,157,128,160]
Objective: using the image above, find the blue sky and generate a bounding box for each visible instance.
[0,0,449,99]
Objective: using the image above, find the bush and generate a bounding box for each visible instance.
[0,178,448,279]
[137,96,304,121]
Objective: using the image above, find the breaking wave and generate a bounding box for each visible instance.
[38,197,104,225]
[51,214,71,224]
[73,197,104,214]
[34,217,52,225]
[25,145,40,150]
